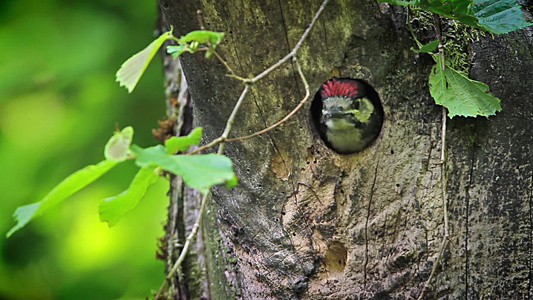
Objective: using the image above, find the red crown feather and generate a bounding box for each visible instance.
[321,78,360,99]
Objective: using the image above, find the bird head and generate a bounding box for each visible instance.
[312,78,383,154]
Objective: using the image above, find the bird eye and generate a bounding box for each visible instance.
[352,101,360,109]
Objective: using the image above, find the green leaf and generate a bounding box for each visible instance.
[6,160,118,237]
[131,144,168,167]
[167,44,193,59]
[430,58,448,95]
[116,31,173,93]
[167,31,224,59]
[178,30,225,45]
[379,0,480,27]
[226,175,239,189]
[105,126,134,162]
[99,166,159,227]
[382,0,531,33]
[165,127,203,154]
[170,154,237,193]
[419,0,480,27]
[6,203,41,238]
[178,30,224,59]
[473,0,532,34]
[413,40,440,53]
[429,58,502,118]
[171,154,237,193]
[131,145,236,193]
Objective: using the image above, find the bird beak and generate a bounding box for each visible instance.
[324,107,348,119]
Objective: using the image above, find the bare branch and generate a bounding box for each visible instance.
[417,107,449,300]
[197,10,205,30]
[227,57,309,142]
[188,136,225,155]
[191,0,329,152]
[170,191,209,279]
[213,51,248,81]
[247,0,330,84]
[220,85,251,141]
[440,108,449,237]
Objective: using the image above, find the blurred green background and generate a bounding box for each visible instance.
[0,0,169,299]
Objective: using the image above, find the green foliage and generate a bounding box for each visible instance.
[429,58,502,118]
[99,166,159,227]
[166,44,193,58]
[420,0,479,28]
[105,126,134,161]
[473,0,532,34]
[1,1,167,298]
[6,160,118,237]
[165,127,203,154]
[117,29,224,93]
[131,145,237,194]
[412,40,440,53]
[392,0,526,117]
[7,127,131,237]
[116,31,174,93]
[178,30,225,45]
[7,124,237,237]
[379,0,532,33]
[168,30,225,58]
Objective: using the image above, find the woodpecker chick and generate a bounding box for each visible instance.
[312,78,383,154]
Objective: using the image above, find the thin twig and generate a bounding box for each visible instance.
[155,85,251,299]
[417,14,449,300]
[440,108,449,237]
[191,0,329,152]
[197,9,245,81]
[188,136,225,155]
[154,192,209,299]
[246,0,330,84]
[406,7,423,49]
[418,236,449,300]
[432,13,446,70]
[218,84,251,153]
[170,191,209,279]
[227,57,309,142]
[194,48,247,81]
[213,51,248,81]
[197,10,205,30]
[417,101,449,300]
[188,84,251,154]
[432,13,442,44]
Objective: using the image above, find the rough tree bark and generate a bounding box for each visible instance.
[157,0,533,299]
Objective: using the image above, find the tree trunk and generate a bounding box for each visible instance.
[158,0,533,298]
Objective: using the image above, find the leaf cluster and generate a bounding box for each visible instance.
[7,127,237,237]
[390,0,531,117]
[429,58,501,117]
[117,29,224,93]
[381,0,531,34]
[167,30,224,59]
